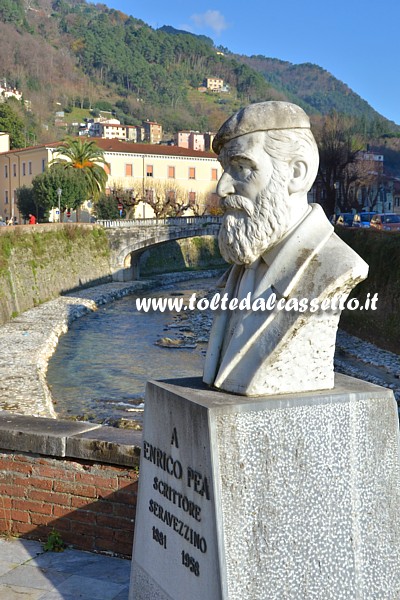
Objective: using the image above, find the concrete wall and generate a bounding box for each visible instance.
[0,224,112,326]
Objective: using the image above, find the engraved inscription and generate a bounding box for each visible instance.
[181,550,200,577]
[143,440,183,480]
[152,526,167,549]
[153,477,202,522]
[149,499,207,553]
[171,427,179,448]
[143,428,211,580]
[187,467,210,500]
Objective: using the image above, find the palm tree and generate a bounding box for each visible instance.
[50,137,109,202]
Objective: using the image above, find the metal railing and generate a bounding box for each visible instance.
[97,216,222,228]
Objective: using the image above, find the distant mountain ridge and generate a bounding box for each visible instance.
[234,54,389,124]
[158,25,215,48]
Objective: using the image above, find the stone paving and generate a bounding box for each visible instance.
[0,537,130,599]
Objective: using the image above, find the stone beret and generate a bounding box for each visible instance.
[213,101,310,154]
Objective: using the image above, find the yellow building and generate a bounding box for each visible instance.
[142,121,162,144]
[89,122,138,142]
[0,137,221,222]
[0,136,59,223]
[205,78,224,92]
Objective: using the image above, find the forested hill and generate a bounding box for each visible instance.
[0,0,397,144]
[234,55,383,122]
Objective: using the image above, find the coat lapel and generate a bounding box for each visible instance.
[254,203,333,299]
[203,263,243,385]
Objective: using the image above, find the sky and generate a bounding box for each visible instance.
[92,0,400,125]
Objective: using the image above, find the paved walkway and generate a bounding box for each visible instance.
[0,537,130,599]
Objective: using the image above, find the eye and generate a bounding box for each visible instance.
[231,159,254,180]
[239,164,250,174]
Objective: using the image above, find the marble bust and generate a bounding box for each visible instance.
[203,101,368,396]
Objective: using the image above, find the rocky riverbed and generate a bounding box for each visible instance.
[0,271,398,419]
[0,271,222,418]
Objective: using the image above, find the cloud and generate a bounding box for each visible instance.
[190,10,229,36]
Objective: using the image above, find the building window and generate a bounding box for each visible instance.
[28,162,32,175]
[395,197,400,208]
[125,163,133,177]
[168,166,175,179]
[145,189,154,202]
[208,193,220,211]
[167,190,176,202]
[189,167,196,180]
[189,191,196,205]
[13,164,16,177]
[41,159,45,172]
[147,165,153,177]
[4,165,7,178]
[211,168,218,181]
[22,162,26,176]
[5,191,8,204]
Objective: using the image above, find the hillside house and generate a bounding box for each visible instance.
[174,131,205,152]
[0,80,22,102]
[142,121,162,144]
[89,121,138,142]
[205,78,224,92]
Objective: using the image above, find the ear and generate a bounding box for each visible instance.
[288,159,308,194]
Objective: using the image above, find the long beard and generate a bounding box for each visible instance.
[218,174,292,265]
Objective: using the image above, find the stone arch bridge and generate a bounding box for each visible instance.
[99,216,222,281]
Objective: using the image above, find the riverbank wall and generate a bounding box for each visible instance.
[336,228,400,353]
[0,224,112,326]
[0,225,224,326]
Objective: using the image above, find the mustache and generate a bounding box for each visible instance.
[220,196,255,217]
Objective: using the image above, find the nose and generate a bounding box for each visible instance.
[217,171,235,197]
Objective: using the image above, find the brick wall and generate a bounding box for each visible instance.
[0,450,138,557]
[0,412,141,557]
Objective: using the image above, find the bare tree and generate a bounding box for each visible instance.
[107,182,143,218]
[312,112,365,216]
[143,180,191,218]
[189,191,222,216]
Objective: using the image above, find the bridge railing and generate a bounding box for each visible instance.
[97,216,222,228]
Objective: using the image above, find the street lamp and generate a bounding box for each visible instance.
[57,188,62,223]
[333,181,338,216]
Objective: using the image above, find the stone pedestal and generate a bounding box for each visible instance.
[129,374,400,600]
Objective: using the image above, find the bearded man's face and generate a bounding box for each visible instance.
[216,132,292,265]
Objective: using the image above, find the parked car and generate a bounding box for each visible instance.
[352,212,377,228]
[334,213,354,227]
[370,213,400,231]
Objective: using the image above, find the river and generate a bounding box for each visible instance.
[47,275,400,427]
[46,277,216,427]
